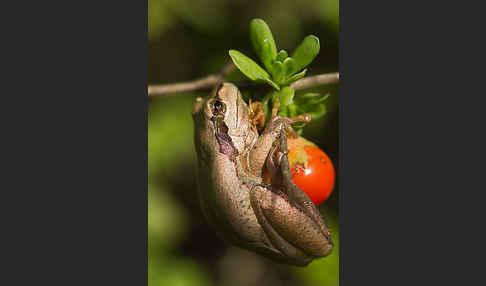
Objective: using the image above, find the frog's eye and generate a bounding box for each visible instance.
[211,100,226,115]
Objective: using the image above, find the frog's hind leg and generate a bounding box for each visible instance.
[249,185,313,266]
[250,183,332,263]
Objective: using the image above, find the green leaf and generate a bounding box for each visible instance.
[276,50,288,62]
[288,103,298,117]
[294,92,329,105]
[282,68,307,85]
[279,86,295,109]
[307,103,327,119]
[229,50,279,90]
[229,50,268,81]
[290,35,320,75]
[250,19,277,74]
[272,60,285,84]
[292,92,328,120]
[310,93,330,104]
[260,41,277,76]
[294,92,319,104]
[276,86,295,117]
[283,57,295,76]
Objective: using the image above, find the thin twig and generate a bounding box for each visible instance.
[291,72,339,90]
[148,62,235,96]
[148,62,339,96]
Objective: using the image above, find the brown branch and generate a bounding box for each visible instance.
[148,62,235,96]
[291,72,339,90]
[148,61,339,96]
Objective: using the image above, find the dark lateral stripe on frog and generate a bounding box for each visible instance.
[212,118,237,161]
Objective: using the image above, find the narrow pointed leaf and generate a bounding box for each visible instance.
[229,50,279,90]
[290,35,320,75]
[282,68,307,85]
[309,93,330,104]
[294,92,320,104]
[294,92,329,105]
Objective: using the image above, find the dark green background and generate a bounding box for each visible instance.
[149,1,339,285]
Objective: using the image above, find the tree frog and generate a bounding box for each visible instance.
[192,82,333,266]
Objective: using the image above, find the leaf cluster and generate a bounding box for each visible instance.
[230,19,320,90]
[229,19,329,132]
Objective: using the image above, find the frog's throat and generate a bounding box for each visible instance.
[211,117,237,162]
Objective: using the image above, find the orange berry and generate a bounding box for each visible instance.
[287,137,335,205]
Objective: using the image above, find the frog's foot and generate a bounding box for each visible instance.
[250,184,333,263]
[263,113,312,142]
[272,113,312,138]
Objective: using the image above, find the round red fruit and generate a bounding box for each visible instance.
[287,136,335,206]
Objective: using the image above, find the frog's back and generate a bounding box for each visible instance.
[196,152,270,248]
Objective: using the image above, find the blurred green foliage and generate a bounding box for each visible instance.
[149,1,339,286]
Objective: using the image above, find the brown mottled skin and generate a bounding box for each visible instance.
[192,82,333,266]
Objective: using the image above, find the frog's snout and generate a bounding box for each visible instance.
[192,97,204,116]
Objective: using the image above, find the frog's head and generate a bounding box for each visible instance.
[192,82,253,157]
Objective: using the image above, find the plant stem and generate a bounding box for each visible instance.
[148,64,339,96]
[290,72,339,90]
[148,62,235,96]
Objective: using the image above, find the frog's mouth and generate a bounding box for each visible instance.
[211,117,236,161]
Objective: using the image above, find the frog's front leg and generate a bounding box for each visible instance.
[247,114,311,177]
